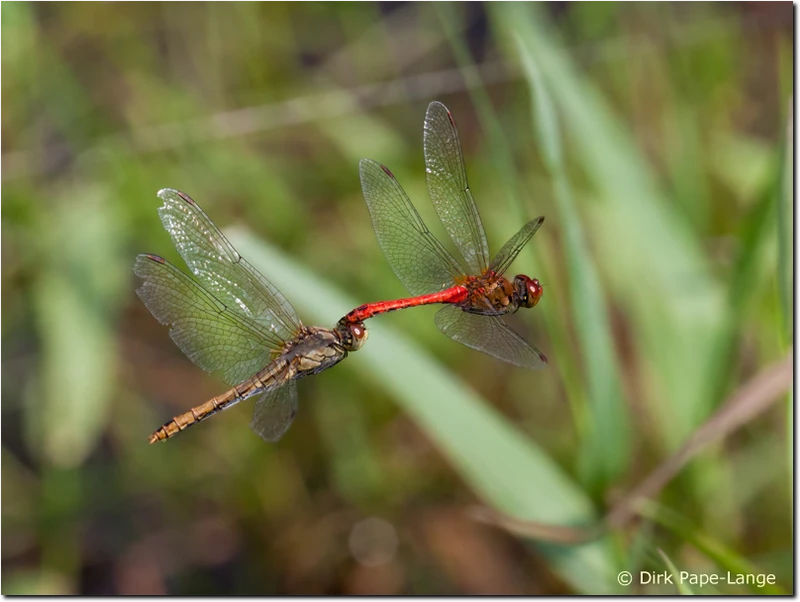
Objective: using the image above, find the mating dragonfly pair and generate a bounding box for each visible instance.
[136,102,546,444]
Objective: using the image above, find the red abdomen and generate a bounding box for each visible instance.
[344,286,469,322]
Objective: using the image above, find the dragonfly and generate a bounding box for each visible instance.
[135,189,368,443]
[341,101,546,369]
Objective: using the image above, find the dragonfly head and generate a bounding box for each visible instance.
[514,275,543,309]
[336,319,369,351]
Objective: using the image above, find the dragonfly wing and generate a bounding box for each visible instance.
[157,189,300,341]
[250,382,298,442]
[424,101,490,274]
[134,254,282,386]
[489,217,545,276]
[360,158,464,296]
[434,305,547,370]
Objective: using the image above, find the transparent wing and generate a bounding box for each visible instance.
[424,101,490,274]
[250,382,298,442]
[434,305,547,370]
[359,159,464,296]
[489,217,545,276]
[157,188,300,341]
[134,254,283,386]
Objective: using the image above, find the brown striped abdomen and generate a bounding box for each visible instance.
[148,362,284,443]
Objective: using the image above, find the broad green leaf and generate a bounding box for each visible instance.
[30,188,125,467]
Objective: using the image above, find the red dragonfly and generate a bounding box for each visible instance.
[135,189,368,443]
[342,102,546,369]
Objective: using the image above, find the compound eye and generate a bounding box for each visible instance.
[526,278,543,308]
[348,322,369,350]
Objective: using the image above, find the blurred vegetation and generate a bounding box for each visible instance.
[2,2,792,595]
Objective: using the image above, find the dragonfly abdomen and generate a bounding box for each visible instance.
[147,360,287,444]
[343,286,469,323]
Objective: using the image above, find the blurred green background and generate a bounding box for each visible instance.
[2,2,792,595]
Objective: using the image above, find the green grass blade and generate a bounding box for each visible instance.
[778,105,793,487]
[436,1,589,440]
[229,228,618,593]
[493,4,728,449]
[776,104,793,345]
[642,503,787,595]
[513,33,630,493]
[658,549,695,595]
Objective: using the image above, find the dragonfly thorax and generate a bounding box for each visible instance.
[282,327,350,378]
[462,274,517,315]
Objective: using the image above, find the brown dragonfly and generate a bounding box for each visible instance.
[135,189,368,443]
